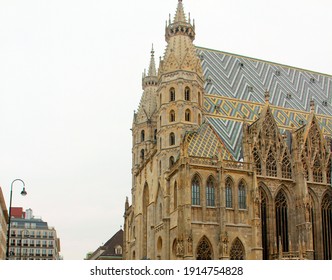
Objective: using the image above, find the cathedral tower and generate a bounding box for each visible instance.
[156,0,205,172]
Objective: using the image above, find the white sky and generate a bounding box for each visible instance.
[0,0,331,260]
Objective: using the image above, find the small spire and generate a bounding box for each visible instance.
[310,98,315,113]
[148,44,157,76]
[174,0,187,23]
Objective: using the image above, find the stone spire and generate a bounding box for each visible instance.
[160,0,202,76]
[148,45,157,76]
[142,45,158,90]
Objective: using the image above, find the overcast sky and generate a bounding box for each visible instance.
[0,0,331,260]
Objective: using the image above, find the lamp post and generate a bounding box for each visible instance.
[6,179,27,260]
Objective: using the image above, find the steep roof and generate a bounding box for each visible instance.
[198,47,332,160]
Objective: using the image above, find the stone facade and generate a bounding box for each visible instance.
[123,0,332,260]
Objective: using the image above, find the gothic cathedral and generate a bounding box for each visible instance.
[124,0,332,260]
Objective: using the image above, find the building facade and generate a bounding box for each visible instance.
[124,0,332,260]
[7,208,61,260]
[0,187,8,260]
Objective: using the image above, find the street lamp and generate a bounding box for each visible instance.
[6,179,27,260]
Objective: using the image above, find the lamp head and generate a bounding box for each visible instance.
[21,187,27,196]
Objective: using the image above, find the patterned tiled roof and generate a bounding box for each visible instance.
[197,47,332,160]
[186,122,234,160]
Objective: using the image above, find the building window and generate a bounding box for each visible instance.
[196,236,213,260]
[238,181,246,209]
[191,175,200,205]
[313,155,323,183]
[266,149,277,177]
[260,187,269,260]
[141,130,145,142]
[230,238,245,260]
[321,193,332,260]
[140,149,145,161]
[115,246,122,255]
[185,87,190,101]
[170,88,175,101]
[198,114,202,125]
[169,133,175,146]
[169,110,176,122]
[206,176,215,207]
[185,109,191,122]
[225,177,233,208]
[281,153,292,179]
[275,190,289,253]
[169,156,175,168]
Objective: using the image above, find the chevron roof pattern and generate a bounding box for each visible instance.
[197,47,332,160]
[186,122,234,160]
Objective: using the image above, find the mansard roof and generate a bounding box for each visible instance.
[198,47,332,160]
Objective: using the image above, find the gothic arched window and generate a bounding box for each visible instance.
[260,187,269,260]
[225,177,233,208]
[230,238,245,260]
[191,175,200,206]
[206,176,215,207]
[170,88,175,101]
[185,109,191,122]
[169,133,175,146]
[253,147,262,175]
[238,180,246,209]
[196,236,213,260]
[169,110,176,122]
[266,149,277,177]
[275,190,289,253]
[282,153,292,179]
[141,130,145,142]
[185,87,190,101]
[140,149,145,161]
[321,193,332,260]
[313,155,323,183]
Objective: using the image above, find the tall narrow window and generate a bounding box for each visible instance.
[229,238,245,260]
[140,149,145,161]
[238,181,246,209]
[198,114,202,125]
[170,88,175,101]
[266,149,277,177]
[142,184,149,258]
[260,187,269,260]
[169,133,175,146]
[225,177,233,208]
[321,193,332,260]
[253,147,262,175]
[198,92,201,106]
[313,155,323,183]
[154,129,157,142]
[191,175,200,205]
[169,110,176,122]
[275,190,289,253]
[174,182,178,210]
[281,153,292,179]
[206,176,215,207]
[141,130,145,142]
[185,87,190,101]
[185,109,191,122]
[169,156,175,168]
